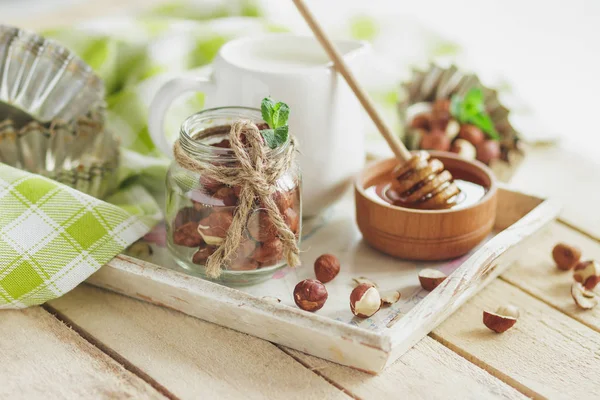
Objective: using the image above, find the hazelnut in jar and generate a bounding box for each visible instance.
[166,107,302,285]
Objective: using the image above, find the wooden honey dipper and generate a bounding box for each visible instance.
[292,0,461,210]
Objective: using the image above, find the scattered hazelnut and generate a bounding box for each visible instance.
[552,243,582,270]
[450,138,477,160]
[314,254,341,283]
[197,211,233,246]
[571,282,598,310]
[483,307,518,333]
[247,209,277,242]
[573,260,600,290]
[352,277,378,288]
[173,222,204,247]
[475,140,501,165]
[252,238,283,264]
[495,305,520,319]
[293,279,328,312]
[445,119,460,141]
[411,113,431,130]
[380,290,401,306]
[418,269,447,291]
[457,124,484,146]
[420,131,451,152]
[350,284,381,318]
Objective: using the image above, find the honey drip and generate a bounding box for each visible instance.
[390,151,461,210]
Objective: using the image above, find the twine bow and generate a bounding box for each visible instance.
[173,119,300,278]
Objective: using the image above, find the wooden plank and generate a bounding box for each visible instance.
[48,285,351,400]
[511,146,600,240]
[0,307,164,400]
[502,221,600,332]
[430,279,600,399]
[283,338,527,400]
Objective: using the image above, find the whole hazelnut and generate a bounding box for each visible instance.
[293,279,328,312]
[213,186,237,206]
[283,207,300,235]
[247,210,277,242]
[410,113,431,130]
[475,140,501,165]
[450,138,477,160]
[420,131,451,152]
[197,211,233,246]
[573,260,600,290]
[457,124,485,146]
[173,207,203,228]
[192,245,216,265]
[314,254,341,283]
[273,190,292,213]
[431,99,451,129]
[552,243,582,270]
[173,222,204,247]
[350,284,381,318]
[252,238,283,265]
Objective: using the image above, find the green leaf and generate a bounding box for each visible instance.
[260,129,278,149]
[449,89,500,140]
[261,97,275,127]
[271,102,290,129]
[274,125,289,145]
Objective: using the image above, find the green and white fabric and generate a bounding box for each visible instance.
[0,165,152,309]
[1,0,460,308]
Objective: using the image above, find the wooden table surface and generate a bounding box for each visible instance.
[3,4,600,400]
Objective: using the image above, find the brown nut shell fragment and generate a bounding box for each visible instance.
[350,284,381,318]
[314,254,340,283]
[192,245,216,265]
[418,269,447,291]
[573,260,600,290]
[483,311,517,333]
[571,282,598,310]
[552,243,581,270]
[283,207,300,235]
[213,186,238,207]
[293,279,328,312]
[173,222,203,247]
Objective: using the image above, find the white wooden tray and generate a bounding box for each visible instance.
[87,186,560,374]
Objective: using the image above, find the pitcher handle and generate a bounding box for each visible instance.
[148,74,216,158]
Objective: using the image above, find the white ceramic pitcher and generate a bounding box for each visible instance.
[148,33,369,217]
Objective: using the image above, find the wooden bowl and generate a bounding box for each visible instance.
[355,152,498,260]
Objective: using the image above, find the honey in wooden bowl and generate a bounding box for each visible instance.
[354,152,498,261]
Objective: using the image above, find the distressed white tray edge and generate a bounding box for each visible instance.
[87,187,560,374]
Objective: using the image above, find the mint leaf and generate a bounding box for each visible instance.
[260,129,278,149]
[450,88,500,140]
[274,125,289,144]
[261,97,275,128]
[272,103,290,129]
[259,97,290,148]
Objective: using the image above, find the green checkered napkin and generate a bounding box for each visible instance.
[0,164,153,309]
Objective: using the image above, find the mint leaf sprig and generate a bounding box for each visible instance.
[260,97,290,149]
[450,88,500,140]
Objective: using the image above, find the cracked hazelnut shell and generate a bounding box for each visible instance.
[483,306,518,333]
[350,284,381,318]
[571,282,598,310]
[418,269,447,291]
[573,260,600,290]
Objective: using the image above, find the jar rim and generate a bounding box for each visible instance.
[179,106,290,161]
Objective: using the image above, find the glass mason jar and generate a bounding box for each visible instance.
[166,107,302,285]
